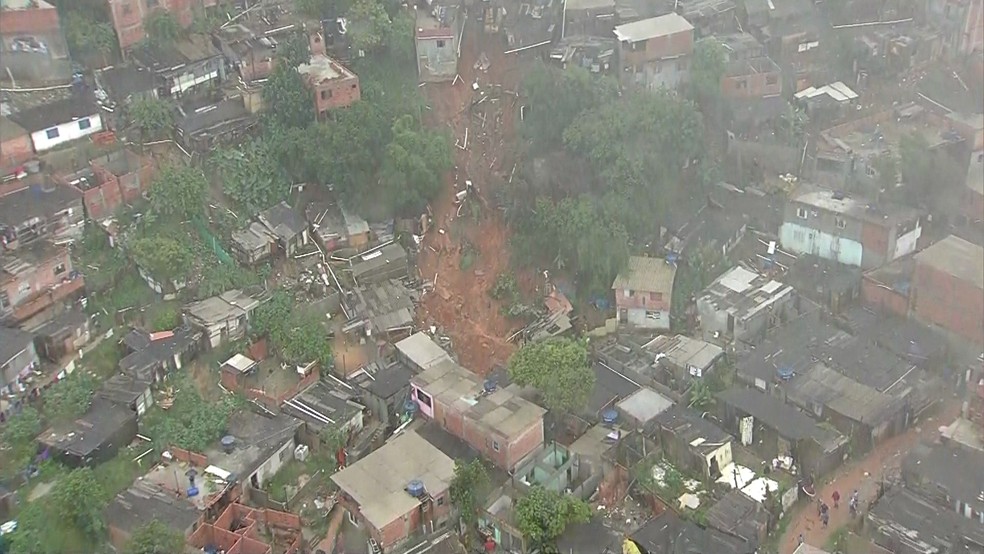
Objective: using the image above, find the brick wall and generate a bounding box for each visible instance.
[169,446,209,467]
[861,275,910,317]
[0,134,34,169]
[506,419,545,470]
[621,29,693,68]
[0,3,60,35]
[721,69,782,99]
[912,262,984,344]
[309,70,360,117]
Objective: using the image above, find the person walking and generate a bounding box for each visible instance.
[832,490,840,508]
[821,511,829,528]
[798,533,805,546]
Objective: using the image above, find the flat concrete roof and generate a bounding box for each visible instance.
[331,430,455,531]
[396,332,452,370]
[614,13,693,43]
[914,235,984,290]
[413,360,546,441]
[616,387,673,426]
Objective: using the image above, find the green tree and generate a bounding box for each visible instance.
[379,115,453,214]
[279,311,333,368]
[319,424,348,455]
[295,0,342,20]
[124,520,186,554]
[2,405,42,446]
[52,468,107,539]
[64,13,116,64]
[277,31,311,68]
[127,96,174,139]
[449,459,491,529]
[346,0,391,53]
[690,39,726,104]
[150,304,181,331]
[507,338,595,413]
[143,10,181,48]
[688,380,713,410]
[251,290,294,338]
[148,165,207,219]
[142,375,240,451]
[129,237,193,281]
[514,486,591,550]
[211,141,291,211]
[521,62,618,153]
[43,373,95,423]
[262,65,314,130]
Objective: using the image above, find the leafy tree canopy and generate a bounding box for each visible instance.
[64,12,116,62]
[211,140,292,212]
[449,459,491,528]
[143,10,181,48]
[512,196,629,294]
[379,115,453,214]
[2,405,41,447]
[262,65,314,130]
[148,165,207,220]
[690,39,727,103]
[142,375,240,451]
[124,520,186,554]
[251,289,294,339]
[507,338,595,413]
[52,468,107,539]
[521,62,618,153]
[129,236,193,281]
[278,311,333,368]
[277,31,312,68]
[43,372,95,423]
[346,0,392,53]
[127,96,175,138]
[514,486,591,549]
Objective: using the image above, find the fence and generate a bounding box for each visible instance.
[193,217,235,265]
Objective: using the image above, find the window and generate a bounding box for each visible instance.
[796,207,808,219]
[623,289,631,298]
[766,74,778,86]
[437,495,445,506]
[492,440,500,452]
[78,118,91,131]
[645,311,661,320]
[835,217,847,230]
[865,164,876,177]
[736,79,748,89]
[650,291,662,302]
[416,389,432,408]
[351,83,357,89]
[436,39,446,48]
[54,263,66,276]
[321,89,332,100]
[45,127,59,140]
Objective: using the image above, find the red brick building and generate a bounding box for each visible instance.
[411,357,546,471]
[56,148,155,221]
[721,57,782,99]
[187,503,304,554]
[108,0,221,51]
[0,242,84,325]
[911,236,984,345]
[297,54,360,119]
[0,116,34,170]
[614,13,694,90]
[331,431,456,552]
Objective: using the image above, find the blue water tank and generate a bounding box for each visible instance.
[602,409,618,425]
[404,399,418,414]
[187,486,199,498]
[221,435,236,454]
[776,366,794,381]
[406,480,426,498]
[483,378,498,393]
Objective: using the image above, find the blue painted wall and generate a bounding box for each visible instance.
[779,222,863,267]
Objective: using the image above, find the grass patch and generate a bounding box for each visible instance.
[79,338,123,380]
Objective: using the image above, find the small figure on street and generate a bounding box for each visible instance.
[821,511,829,528]
[798,533,805,545]
[820,502,829,516]
[832,490,840,508]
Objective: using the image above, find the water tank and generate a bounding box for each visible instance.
[602,409,618,425]
[483,378,498,393]
[221,435,236,454]
[406,480,426,498]
[776,366,794,381]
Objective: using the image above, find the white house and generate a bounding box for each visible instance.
[8,93,103,152]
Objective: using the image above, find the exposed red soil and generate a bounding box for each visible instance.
[415,22,533,375]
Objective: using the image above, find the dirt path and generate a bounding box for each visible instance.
[415,22,531,374]
[780,400,962,553]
